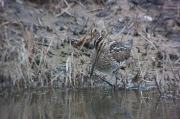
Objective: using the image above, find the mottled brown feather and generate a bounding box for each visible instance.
[90,37,133,77]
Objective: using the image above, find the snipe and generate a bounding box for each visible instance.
[90,36,133,87]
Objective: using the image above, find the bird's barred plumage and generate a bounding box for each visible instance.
[90,37,133,77]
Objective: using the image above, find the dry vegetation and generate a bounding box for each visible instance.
[0,0,180,97]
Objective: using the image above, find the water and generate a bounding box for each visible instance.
[0,87,180,119]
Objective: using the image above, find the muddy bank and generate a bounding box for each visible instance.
[0,0,179,95]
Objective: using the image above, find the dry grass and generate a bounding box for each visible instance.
[0,0,179,99]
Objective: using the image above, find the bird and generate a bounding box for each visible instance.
[90,36,133,87]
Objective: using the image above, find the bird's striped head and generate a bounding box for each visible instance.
[94,36,106,52]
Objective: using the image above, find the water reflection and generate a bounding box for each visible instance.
[0,87,180,119]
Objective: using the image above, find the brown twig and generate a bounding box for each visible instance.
[167,55,178,81]
[139,32,158,51]
[155,70,163,95]
[79,17,89,34]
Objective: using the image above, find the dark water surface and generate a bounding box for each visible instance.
[0,87,180,119]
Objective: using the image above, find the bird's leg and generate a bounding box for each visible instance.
[111,68,120,89]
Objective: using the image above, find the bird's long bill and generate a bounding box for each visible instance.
[90,36,105,77]
[90,54,98,77]
[90,56,97,77]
